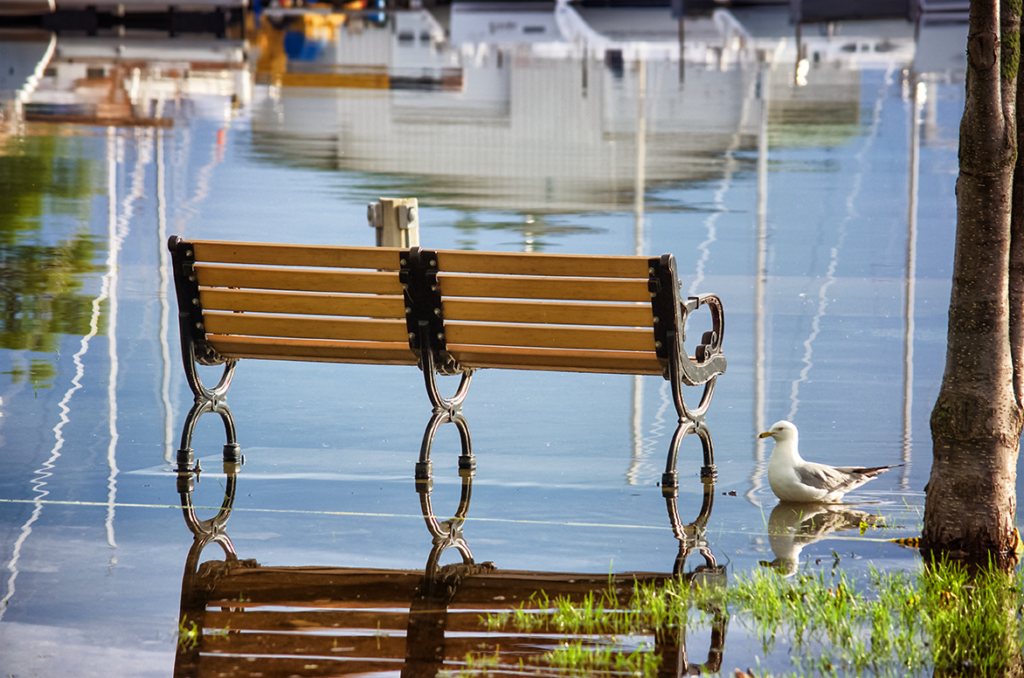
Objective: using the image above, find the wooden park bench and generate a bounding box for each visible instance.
[168,236,727,490]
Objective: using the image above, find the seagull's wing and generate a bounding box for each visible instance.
[834,464,902,478]
[794,462,867,493]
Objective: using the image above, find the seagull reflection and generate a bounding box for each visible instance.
[761,502,882,576]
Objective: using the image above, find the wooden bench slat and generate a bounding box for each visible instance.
[449,344,663,375]
[441,299,654,326]
[209,335,418,365]
[204,313,409,343]
[438,274,650,302]
[195,264,404,295]
[436,250,650,278]
[192,240,403,270]
[199,289,407,319]
[203,629,407,658]
[197,655,402,677]
[445,322,657,352]
[203,609,410,633]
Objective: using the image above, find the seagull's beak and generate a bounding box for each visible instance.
[758,431,773,439]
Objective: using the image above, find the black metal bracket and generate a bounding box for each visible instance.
[401,248,445,363]
[401,248,459,374]
[648,255,727,423]
[168,236,237,405]
[401,248,473,412]
[168,237,210,357]
[648,254,680,374]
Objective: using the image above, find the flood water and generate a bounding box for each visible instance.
[0,4,1012,676]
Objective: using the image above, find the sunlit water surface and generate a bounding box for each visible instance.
[0,7,1011,676]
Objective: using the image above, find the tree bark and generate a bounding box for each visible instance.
[924,0,1022,566]
[1012,0,1024,407]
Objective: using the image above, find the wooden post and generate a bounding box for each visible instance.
[368,197,420,248]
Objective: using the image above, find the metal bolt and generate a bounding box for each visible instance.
[434,308,442,316]
[400,258,407,266]
[429,260,437,267]
[186,250,193,257]
[192,298,200,305]
[409,332,416,340]
[655,341,662,349]
[188,274,196,282]
[653,316,660,324]
[196,322,204,330]
[406,307,412,315]
[649,267,655,274]
[407,206,417,222]
[402,284,408,291]
[437,333,444,341]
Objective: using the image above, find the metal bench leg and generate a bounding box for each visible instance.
[670,359,717,424]
[179,318,237,406]
[419,321,473,413]
[661,420,716,496]
[415,410,474,482]
[176,397,242,474]
[175,396,243,540]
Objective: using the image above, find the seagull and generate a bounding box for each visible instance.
[758,420,901,503]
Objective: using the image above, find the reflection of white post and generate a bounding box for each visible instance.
[104,127,149,554]
[902,77,924,487]
[627,57,647,485]
[755,61,769,451]
[748,61,770,505]
[158,129,174,465]
[106,129,120,552]
[105,129,123,553]
[633,58,646,244]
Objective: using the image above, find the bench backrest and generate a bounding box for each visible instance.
[170,238,695,379]
[169,238,419,367]
[432,249,664,376]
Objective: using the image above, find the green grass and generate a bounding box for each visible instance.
[455,559,1024,678]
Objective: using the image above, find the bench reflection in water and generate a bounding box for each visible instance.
[172,404,726,678]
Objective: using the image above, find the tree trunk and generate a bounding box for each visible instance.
[1012,1,1024,407]
[923,0,1022,566]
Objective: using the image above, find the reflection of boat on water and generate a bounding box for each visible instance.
[172,402,726,677]
[0,29,250,122]
[244,3,956,214]
[0,28,55,112]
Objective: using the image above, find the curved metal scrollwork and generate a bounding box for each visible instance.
[180,324,237,406]
[669,294,727,424]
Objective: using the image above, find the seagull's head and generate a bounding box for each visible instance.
[759,420,798,443]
